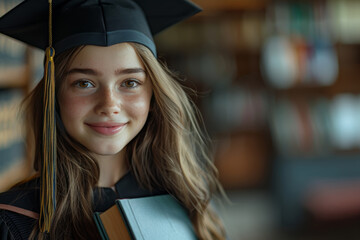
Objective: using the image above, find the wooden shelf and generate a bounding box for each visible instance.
[192,0,269,13]
[0,66,28,88]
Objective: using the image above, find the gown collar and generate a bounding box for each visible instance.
[0,170,165,214]
[93,171,165,212]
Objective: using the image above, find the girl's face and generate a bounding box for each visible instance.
[58,43,152,157]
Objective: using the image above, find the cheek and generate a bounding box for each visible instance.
[124,93,152,120]
[58,93,90,123]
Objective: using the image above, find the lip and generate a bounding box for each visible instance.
[85,122,127,136]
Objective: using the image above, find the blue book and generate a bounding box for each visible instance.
[94,194,197,240]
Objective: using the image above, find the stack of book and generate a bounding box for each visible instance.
[94,194,197,240]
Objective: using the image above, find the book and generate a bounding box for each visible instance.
[94,194,197,240]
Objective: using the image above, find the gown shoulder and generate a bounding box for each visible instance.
[0,178,39,240]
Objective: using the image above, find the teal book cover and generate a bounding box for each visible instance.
[94,194,197,240]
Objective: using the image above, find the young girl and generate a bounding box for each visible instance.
[0,0,226,239]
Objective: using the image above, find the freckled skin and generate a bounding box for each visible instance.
[58,43,152,158]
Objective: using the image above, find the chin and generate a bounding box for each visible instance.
[95,151,122,156]
[89,145,125,156]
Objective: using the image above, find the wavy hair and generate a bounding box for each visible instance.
[25,43,225,239]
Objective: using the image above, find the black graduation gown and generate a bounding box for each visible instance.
[0,171,164,240]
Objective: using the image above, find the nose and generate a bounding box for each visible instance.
[95,88,121,116]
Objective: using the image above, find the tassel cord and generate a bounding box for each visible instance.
[39,0,56,234]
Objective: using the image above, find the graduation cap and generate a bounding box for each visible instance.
[0,0,201,234]
[0,0,201,56]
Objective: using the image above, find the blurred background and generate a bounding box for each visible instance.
[1,0,360,239]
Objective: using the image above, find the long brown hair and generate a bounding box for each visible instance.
[26,43,225,239]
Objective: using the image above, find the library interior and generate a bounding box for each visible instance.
[1,0,360,239]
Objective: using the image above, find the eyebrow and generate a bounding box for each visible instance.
[66,67,146,76]
[115,68,146,75]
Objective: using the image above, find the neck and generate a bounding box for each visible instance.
[94,150,129,188]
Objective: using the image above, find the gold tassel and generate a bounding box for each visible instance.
[39,0,56,234]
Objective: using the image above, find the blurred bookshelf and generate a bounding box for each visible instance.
[193,0,269,12]
[155,0,360,236]
[0,0,35,191]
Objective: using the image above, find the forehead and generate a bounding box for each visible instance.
[69,43,144,70]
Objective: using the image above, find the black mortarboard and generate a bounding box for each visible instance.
[0,0,201,56]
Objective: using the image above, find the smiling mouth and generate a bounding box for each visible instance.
[85,122,127,136]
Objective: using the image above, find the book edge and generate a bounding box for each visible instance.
[116,199,142,240]
[93,212,110,240]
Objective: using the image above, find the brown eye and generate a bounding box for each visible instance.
[122,79,139,88]
[74,80,94,88]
